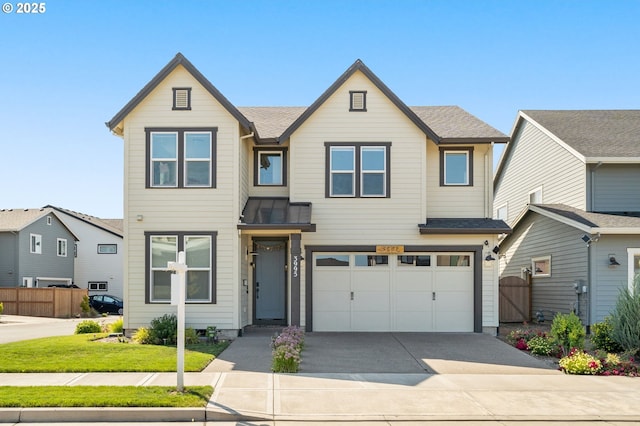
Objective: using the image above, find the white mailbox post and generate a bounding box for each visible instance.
[167,251,187,392]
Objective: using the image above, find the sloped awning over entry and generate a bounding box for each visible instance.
[419,218,511,234]
[238,197,316,232]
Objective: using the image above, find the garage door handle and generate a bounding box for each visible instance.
[350,291,354,301]
[432,292,436,301]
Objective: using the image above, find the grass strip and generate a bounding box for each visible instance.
[0,386,213,407]
[0,334,229,372]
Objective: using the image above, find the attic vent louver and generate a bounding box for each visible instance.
[172,87,191,110]
[349,91,367,112]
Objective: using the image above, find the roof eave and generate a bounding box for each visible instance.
[106,53,251,133]
[418,226,512,235]
[237,224,316,232]
[440,137,510,144]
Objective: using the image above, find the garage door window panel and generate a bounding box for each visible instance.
[355,255,388,267]
[398,255,431,266]
[437,254,470,267]
[316,254,350,267]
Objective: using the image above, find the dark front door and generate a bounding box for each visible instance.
[254,239,287,325]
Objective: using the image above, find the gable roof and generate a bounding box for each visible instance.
[279,59,442,143]
[44,205,123,238]
[0,208,79,240]
[495,109,640,187]
[238,107,307,142]
[506,204,640,238]
[106,53,252,135]
[411,106,509,143]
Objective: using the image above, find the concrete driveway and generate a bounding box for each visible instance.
[206,329,558,375]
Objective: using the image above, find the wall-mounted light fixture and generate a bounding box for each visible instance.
[485,253,496,261]
[136,214,143,222]
[608,254,620,267]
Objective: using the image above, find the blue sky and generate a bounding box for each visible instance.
[1,0,638,218]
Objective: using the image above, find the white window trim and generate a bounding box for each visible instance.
[150,235,178,303]
[330,146,356,197]
[46,216,52,225]
[150,131,179,188]
[88,281,108,291]
[627,248,640,292]
[257,150,283,186]
[57,238,67,257]
[360,146,387,197]
[444,150,470,186]
[30,233,42,254]
[184,131,212,188]
[532,255,551,277]
[529,186,543,204]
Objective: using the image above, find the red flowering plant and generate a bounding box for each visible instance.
[597,352,639,377]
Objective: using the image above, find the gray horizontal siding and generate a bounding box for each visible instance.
[494,119,585,224]
[0,233,18,287]
[500,213,588,323]
[591,235,640,322]
[591,164,640,213]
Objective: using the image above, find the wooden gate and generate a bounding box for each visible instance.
[499,276,531,323]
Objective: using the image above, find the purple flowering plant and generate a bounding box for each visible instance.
[271,326,305,373]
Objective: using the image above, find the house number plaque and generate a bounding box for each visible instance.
[376,245,404,254]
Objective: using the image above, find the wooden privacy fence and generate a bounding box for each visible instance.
[499,276,531,323]
[0,287,88,318]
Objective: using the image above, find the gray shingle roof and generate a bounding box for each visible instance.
[411,106,509,142]
[238,107,307,141]
[0,208,53,232]
[45,205,123,237]
[522,110,640,158]
[419,218,511,234]
[533,204,640,230]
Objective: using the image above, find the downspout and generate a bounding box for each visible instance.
[485,143,494,218]
[240,132,255,141]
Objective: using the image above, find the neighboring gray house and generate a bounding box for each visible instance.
[45,206,124,298]
[0,208,77,288]
[494,110,640,327]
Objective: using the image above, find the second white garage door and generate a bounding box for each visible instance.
[313,253,474,332]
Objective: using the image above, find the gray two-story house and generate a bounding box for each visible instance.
[494,110,640,328]
[0,208,77,288]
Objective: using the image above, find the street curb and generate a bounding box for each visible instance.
[1,407,205,423]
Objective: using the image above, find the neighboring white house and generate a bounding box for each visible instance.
[107,53,510,337]
[494,110,640,327]
[45,206,124,298]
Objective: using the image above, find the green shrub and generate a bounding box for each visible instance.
[132,327,153,344]
[591,317,624,353]
[149,314,178,345]
[0,301,3,316]
[559,348,601,375]
[610,277,640,356]
[109,317,124,334]
[527,335,556,356]
[185,327,200,344]
[75,320,102,334]
[551,312,585,356]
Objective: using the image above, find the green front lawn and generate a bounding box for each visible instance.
[0,333,230,372]
[0,386,213,407]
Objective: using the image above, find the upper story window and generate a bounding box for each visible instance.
[30,233,42,254]
[325,142,390,198]
[57,238,67,257]
[349,91,367,112]
[172,87,192,110]
[496,204,508,221]
[440,147,473,186]
[254,148,287,186]
[146,128,217,189]
[97,244,117,254]
[529,186,543,204]
[46,216,52,225]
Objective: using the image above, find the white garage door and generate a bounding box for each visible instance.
[313,253,474,332]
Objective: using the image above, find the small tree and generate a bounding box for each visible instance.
[0,301,3,318]
[80,295,91,317]
[551,312,585,356]
[610,276,640,356]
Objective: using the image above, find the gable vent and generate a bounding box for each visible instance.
[349,91,367,112]
[172,87,191,110]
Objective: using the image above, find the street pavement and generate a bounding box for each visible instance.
[0,314,120,344]
[1,318,640,424]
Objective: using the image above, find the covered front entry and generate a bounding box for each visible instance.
[312,252,475,332]
[253,239,288,325]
